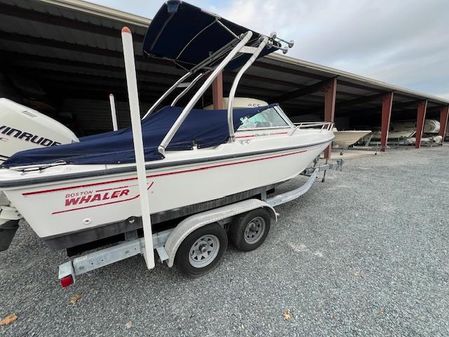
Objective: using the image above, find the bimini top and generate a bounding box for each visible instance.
[2,105,275,168]
[143,1,280,71]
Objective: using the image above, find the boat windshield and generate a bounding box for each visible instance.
[238,106,290,130]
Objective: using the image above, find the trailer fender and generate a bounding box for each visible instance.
[165,199,277,267]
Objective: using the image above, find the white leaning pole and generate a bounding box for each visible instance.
[109,93,119,131]
[121,27,155,269]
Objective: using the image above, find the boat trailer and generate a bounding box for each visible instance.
[58,159,342,287]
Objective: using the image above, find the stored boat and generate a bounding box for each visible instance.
[0,1,335,281]
[371,119,440,141]
[390,119,440,134]
[333,129,372,149]
[423,119,441,134]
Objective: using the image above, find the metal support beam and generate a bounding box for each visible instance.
[275,77,336,103]
[223,71,301,89]
[323,78,337,159]
[0,2,145,42]
[0,31,167,66]
[16,65,173,88]
[392,100,420,110]
[3,51,180,79]
[3,51,293,93]
[212,72,224,109]
[415,100,427,149]
[337,93,385,110]
[380,92,394,152]
[254,59,324,80]
[439,106,449,141]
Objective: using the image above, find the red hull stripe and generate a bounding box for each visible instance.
[23,176,138,196]
[23,148,310,196]
[95,185,133,193]
[144,149,307,179]
[235,131,289,139]
[52,182,154,215]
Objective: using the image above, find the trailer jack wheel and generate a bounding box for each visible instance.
[175,223,227,278]
[230,208,271,251]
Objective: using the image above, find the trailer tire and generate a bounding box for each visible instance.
[175,223,227,278]
[230,208,271,251]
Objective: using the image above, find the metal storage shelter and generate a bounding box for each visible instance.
[0,0,448,152]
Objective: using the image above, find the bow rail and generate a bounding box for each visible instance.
[294,122,334,131]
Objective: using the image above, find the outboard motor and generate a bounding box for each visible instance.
[0,98,79,250]
[0,98,79,164]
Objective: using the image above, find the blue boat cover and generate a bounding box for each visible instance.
[3,105,274,167]
[143,1,279,71]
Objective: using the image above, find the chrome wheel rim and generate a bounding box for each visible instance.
[189,234,220,268]
[244,216,266,244]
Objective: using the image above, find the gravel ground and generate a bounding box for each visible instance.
[1,146,449,337]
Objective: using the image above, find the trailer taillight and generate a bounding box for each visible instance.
[60,275,74,288]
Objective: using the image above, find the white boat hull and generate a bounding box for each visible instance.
[371,130,416,140]
[333,130,371,148]
[1,130,332,241]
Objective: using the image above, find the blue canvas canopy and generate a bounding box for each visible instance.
[3,105,275,168]
[143,1,280,71]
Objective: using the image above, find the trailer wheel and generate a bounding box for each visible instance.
[230,208,271,251]
[175,223,227,278]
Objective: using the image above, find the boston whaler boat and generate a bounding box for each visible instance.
[0,1,336,284]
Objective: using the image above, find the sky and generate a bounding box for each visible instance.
[91,0,449,99]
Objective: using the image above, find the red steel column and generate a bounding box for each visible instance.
[439,106,449,142]
[212,72,224,109]
[323,78,337,159]
[380,92,394,152]
[415,100,427,149]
